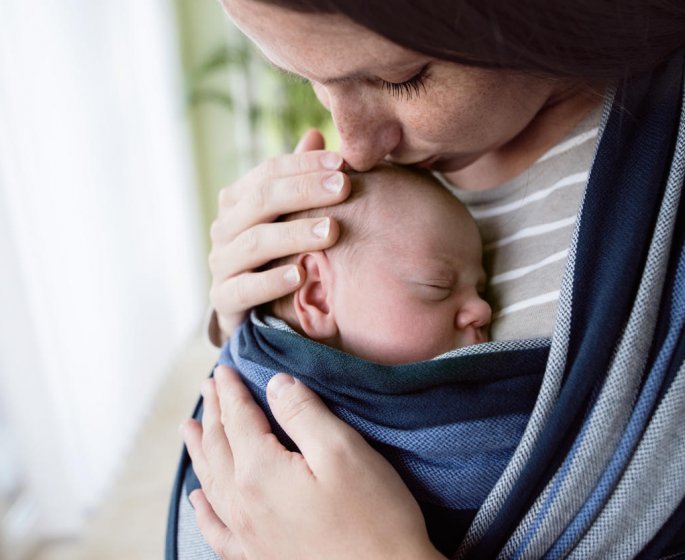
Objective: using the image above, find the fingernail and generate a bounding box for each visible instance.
[321,152,342,170]
[283,266,300,285]
[323,172,344,194]
[268,374,296,399]
[178,422,186,435]
[312,218,330,239]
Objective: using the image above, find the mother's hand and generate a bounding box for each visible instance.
[208,130,349,345]
[182,365,445,560]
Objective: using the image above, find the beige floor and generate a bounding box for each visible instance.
[30,335,217,560]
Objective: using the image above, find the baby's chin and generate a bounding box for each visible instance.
[348,340,483,366]
[364,349,454,366]
[337,341,437,366]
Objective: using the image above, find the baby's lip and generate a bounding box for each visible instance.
[473,328,489,344]
[459,328,488,347]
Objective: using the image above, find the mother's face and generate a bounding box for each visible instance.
[223,0,559,174]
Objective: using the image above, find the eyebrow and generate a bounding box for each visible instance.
[262,56,369,86]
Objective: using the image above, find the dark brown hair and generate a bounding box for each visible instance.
[255,0,685,79]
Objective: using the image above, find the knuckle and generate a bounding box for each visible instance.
[201,472,218,500]
[229,501,255,539]
[217,186,233,208]
[234,467,262,503]
[293,174,311,203]
[278,391,316,424]
[325,432,358,472]
[298,151,317,173]
[258,156,280,179]
[280,222,299,247]
[201,422,220,448]
[219,404,233,429]
[245,185,268,215]
[238,227,260,255]
[209,219,223,243]
[232,276,252,310]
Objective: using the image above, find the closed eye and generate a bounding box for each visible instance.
[418,284,452,301]
[381,64,430,101]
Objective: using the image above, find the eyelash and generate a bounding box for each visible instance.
[423,284,452,301]
[381,65,430,100]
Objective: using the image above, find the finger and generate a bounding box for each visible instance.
[213,170,348,242]
[215,312,248,344]
[222,151,344,207]
[213,366,276,466]
[294,129,325,153]
[182,418,210,482]
[201,379,235,471]
[210,265,304,319]
[209,217,340,280]
[266,374,364,473]
[227,171,349,235]
[198,378,238,522]
[190,489,244,560]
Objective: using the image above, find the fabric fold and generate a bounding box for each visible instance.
[456,49,685,560]
[165,48,685,560]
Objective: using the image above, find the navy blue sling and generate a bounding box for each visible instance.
[166,49,685,559]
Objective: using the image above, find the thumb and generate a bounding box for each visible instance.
[294,129,325,153]
[266,374,358,470]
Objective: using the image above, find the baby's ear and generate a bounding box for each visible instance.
[293,252,338,340]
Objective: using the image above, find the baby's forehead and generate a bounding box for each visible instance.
[345,165,464,226]
[336,167,479,257]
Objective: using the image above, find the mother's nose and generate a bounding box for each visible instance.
[328,92,401,171]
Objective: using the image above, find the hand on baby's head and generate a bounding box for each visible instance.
[267,163,492,365]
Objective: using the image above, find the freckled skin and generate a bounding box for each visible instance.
[222,0,601,188]
[218,1,603,360]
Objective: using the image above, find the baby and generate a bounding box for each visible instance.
[205,165,522,555]
[263,162,492,364]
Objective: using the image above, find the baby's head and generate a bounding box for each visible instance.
[269,163,491,365]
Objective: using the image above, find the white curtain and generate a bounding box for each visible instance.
[0,0,206,549]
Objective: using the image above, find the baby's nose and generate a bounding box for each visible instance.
[456,297,492,330]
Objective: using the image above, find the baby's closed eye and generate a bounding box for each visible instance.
[415,283,453,301]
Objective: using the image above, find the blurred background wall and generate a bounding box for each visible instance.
[0,0,333,558]
[0,0,206,556]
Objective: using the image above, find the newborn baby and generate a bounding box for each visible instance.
[266,162,492,364]
[202,165,539,555]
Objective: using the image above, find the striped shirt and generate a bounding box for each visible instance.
[446,106,602,341]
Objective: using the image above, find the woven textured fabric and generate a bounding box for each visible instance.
[165,49,685,560]
[176,489,221,560]
[219,326,550,553]
[456,49,685,560]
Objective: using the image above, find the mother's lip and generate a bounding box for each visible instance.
[413,155,440,169]
[387,154,441,169]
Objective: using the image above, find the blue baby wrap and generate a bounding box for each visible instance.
[217,317,549,551]
[166,49,685,559]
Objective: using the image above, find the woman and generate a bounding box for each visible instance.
[168,1,685,558]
